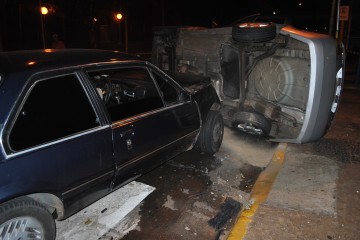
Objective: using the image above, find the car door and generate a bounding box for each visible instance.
[86,64,200,187]
[3,71,114,217]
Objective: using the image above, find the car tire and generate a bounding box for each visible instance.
[198,110,224,154]
[232,22,276,43]
[232,112,271,136]
[0,197,56,240]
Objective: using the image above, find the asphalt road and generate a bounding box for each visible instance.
[56,84,360,240]
[56,124,277,239]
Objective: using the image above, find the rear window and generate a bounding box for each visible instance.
[8,74,99,151]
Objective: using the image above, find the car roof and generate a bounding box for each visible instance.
[0,49,142,76]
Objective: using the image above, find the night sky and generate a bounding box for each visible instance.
[0,0,358,51]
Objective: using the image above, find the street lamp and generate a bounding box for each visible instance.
[41,6,48,15]
[115,12,128,52]
[40,6,48,49]
[115,12,123,50]
[116,13,123,21]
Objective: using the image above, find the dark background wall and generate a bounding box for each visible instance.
[0,0,358,52]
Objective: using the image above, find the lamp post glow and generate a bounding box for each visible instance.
[40,6,48,49]
[115,12,127,52]
[116,13,122,49]
[116,13,123,21]
[41,6,48,15]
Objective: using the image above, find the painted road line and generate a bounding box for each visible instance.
[227,143,288,240]
[56,181,155,240]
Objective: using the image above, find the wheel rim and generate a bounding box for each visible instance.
[0,217,44,240]
[213,120,223,144]
[239,22,269,28]
[236,123,264,135]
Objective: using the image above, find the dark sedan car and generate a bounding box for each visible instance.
[0,49,223,240]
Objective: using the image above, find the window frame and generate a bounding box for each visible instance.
[83,62,193,125]
[85,64,170,122]
[147,67,182,106]
[3,71,105,157]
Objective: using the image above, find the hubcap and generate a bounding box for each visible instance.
[237,123,264,135]
[0,217,43,240]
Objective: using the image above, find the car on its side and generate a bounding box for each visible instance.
[152,22,345,143]
[0,49,223,239]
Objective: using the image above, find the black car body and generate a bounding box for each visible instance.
[0,49,223,239]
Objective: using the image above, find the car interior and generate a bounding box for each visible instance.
[87,68,164,121]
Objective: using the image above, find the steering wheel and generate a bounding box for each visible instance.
[94,76,112,104]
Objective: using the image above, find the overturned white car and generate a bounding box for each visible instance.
[152,22,345,143]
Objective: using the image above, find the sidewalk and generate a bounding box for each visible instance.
[227,85,360,239]
[243,144,360,240]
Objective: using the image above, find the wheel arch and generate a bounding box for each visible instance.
[0,184,65,220]
[193,84,222,123]
[196,109,224,154]
[27,193,65,220]
[190,89,222,152]
[210,102,222,112]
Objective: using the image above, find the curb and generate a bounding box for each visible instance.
[227,143,288,240]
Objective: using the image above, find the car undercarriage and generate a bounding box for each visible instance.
[151,23,344,143]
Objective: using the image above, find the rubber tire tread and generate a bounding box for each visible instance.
[198,110,224,154]
[0,196,56,240]
[232,22,276,43]
[233,112,271,135]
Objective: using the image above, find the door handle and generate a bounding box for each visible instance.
[120,129,134,138]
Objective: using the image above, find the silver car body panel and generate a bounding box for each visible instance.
[277,26,343,143]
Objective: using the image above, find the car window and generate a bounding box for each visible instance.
[9,74,100,152]
[150,71,179,105]
[87,67,164,122]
